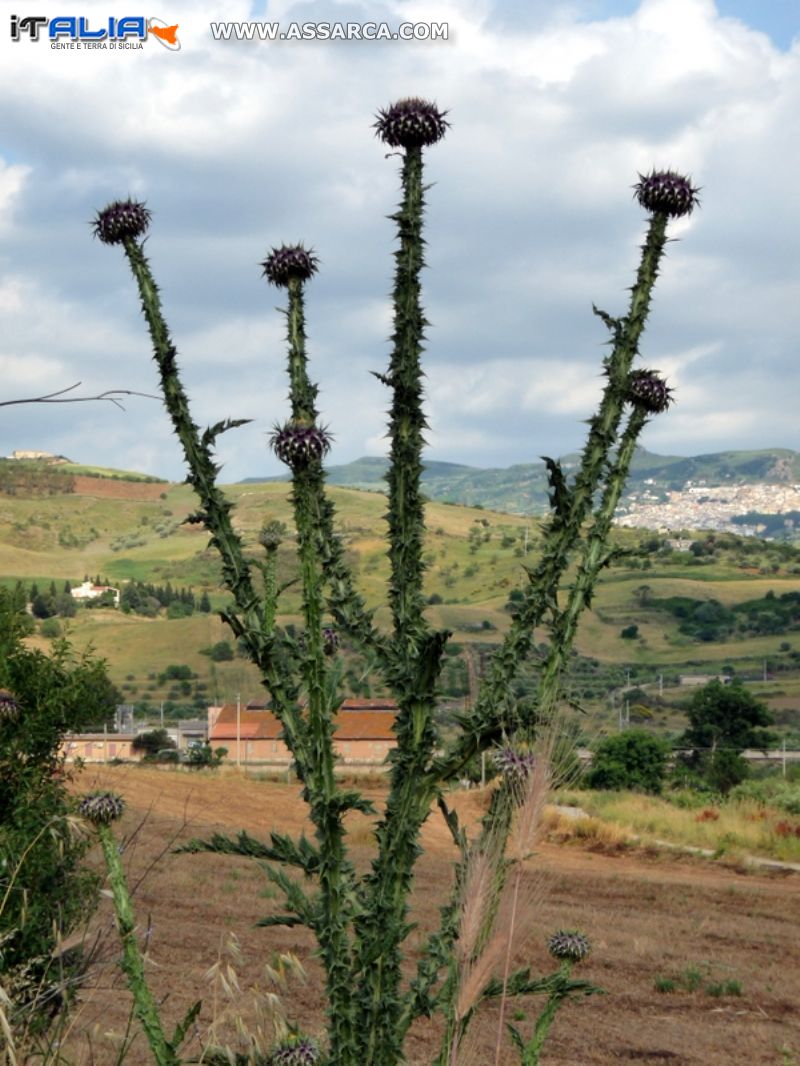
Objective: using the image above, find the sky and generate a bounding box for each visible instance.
[0,0,798,483]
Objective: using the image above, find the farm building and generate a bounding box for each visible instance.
[60,733,142,762]
[208,698,399,767]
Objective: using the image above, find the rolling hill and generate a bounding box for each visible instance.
[242,447,800,518]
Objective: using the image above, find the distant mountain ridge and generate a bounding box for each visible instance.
[240,447,800,516]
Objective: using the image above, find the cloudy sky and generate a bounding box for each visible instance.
[1,0,798,482]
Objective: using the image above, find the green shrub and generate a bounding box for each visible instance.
[0,588,119,1037]
[587,730,671,794]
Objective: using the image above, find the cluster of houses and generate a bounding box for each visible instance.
[59,697,400,769]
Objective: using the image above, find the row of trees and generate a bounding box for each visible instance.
[120,580,211,617]
[10,578,214,621]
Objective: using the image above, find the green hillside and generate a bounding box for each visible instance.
[3,470,800,738]
[243,447,800,516]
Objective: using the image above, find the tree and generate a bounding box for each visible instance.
[587,730,670,793]
[0,587,120,1036]
[131,728,176,759]
[186,742,227,768]
[678,680,777,793]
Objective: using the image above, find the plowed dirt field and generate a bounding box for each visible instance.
[62,765,800,1065]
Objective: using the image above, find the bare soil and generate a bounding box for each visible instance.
[72,476,166,501]
[63,766,800,1065]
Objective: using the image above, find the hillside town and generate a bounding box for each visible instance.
[614,481,800,537]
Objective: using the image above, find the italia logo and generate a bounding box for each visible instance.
[10,15,181,50]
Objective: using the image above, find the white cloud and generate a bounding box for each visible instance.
[0,0,798,479]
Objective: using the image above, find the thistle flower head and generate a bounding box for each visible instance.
[0,688,21,723]
[78,791,125,825]
[93,199,151,244]
[322,627,339,657]
[270,422,332,468]
[493,745,536,780]
[634,170,699,218]
[548,929,591,962]
[374,97,449,149]
[297,627,338,657]
[261,245,318,287]
[268,1034,321,1065]
[626,369,673,414]
[259,519,288,552]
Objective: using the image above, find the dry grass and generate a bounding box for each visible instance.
[562,790,800,862]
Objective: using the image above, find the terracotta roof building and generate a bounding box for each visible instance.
[208,698,398,767]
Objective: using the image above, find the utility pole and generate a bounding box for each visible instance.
[160,701,164,729]
[236,692,241,769]
[658,673,663,697]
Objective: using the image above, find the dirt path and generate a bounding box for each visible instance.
[63,766,800,1065]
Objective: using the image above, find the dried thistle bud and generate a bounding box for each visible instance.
[268,1035,321,1065]
[78,791,125,825]
[493,746,536,780]
[626,370,673,414]
[261,245,318,287]
[374,97,449,149]
[0,688,21,723]
[270,422,332,468]
[634,170,699,218]
[93,199,151,244]
[548,929,591,962]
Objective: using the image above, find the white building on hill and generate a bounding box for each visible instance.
[70,580,120,607]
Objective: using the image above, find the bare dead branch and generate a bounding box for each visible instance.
[0,382,160,412]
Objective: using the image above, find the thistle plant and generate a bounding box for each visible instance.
[78,793,200,1066]
[93,99,698,1064]
[500,932,599,1066]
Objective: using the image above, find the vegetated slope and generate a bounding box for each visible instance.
[3,473,800,727]
[241,447,800,515]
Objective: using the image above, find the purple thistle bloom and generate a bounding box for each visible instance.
[261,245,319,287]
[93,199,151,244]
[374,97,449,149]
[0,688,21,723]
[548,929,591,962]
[270,422,332,468]
[493,746,536,780]
[322,627,339,656]
[626,370,673,414]
[634,170,700,218]
[79,791,125,825]
[268,1035,321,1065]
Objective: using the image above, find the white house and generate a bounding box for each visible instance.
[70,580,120,607]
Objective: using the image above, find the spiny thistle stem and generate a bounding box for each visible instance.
[426,210,675,792]
[536,403,651,721]
[418,199,689,1057]
[80,796,177,1066]
[351,105,450,1064]
[516,934,594,1065]
[384,143,430,648]
[265,249,359,1058]
[106,228,313,780]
